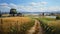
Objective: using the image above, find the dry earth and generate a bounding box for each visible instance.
[27,20,44,34]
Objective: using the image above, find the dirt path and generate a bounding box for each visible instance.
[27,20,44,34]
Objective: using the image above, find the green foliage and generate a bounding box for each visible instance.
[35,17,60,34]
[9,8,17,16]
[17,13,22,16]
[56,16,60,20]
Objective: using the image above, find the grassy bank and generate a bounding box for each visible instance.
[36,17,60,34]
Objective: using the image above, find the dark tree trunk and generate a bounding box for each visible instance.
[0,14,2,17]
[13,14,15,16]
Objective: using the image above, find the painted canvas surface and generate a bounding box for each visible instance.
[0,0,60,34]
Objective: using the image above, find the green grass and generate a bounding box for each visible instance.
[35,17,60,34]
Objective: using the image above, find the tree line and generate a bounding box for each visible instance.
[0,8,23,17]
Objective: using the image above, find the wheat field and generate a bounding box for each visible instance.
[0,17,35,34]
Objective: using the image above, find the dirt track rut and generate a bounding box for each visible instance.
[27,20,44,34]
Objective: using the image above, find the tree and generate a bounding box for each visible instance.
[42,13,44,16]
[17,13,22,16]
[51,13,54,16]
[9,8,17,16]
[0,11,2,17]
[56,16,60,20]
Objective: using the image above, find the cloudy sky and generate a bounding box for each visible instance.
[0,0,60,12]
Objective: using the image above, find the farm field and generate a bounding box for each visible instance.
[0,17,35,34]
[0,16,60,34]
[0,0,60,34]
[36,17,60,34]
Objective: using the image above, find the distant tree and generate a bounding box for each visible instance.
[42,13,44,16]
[9,8,17,16]
[17,13,22,16]
[56,16,60,20]
[51,13,54,16]
[0,11,2,17]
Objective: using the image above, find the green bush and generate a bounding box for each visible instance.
[56,16,60,20]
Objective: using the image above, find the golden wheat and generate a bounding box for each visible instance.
[0,17,33,32]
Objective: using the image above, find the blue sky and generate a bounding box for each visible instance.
[0,0,60,12]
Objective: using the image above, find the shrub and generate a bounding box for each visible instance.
[56,16,60,20]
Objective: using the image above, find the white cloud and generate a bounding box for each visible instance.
[9,3,18,8]
[0,3,10,12]
[30,2,47,7]
[41,2,47,5]
[0,2,60,12]
[47,6,60,11]
[0,3,8,6]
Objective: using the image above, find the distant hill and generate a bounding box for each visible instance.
[21,12,60,14]
[1,11,60,14]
